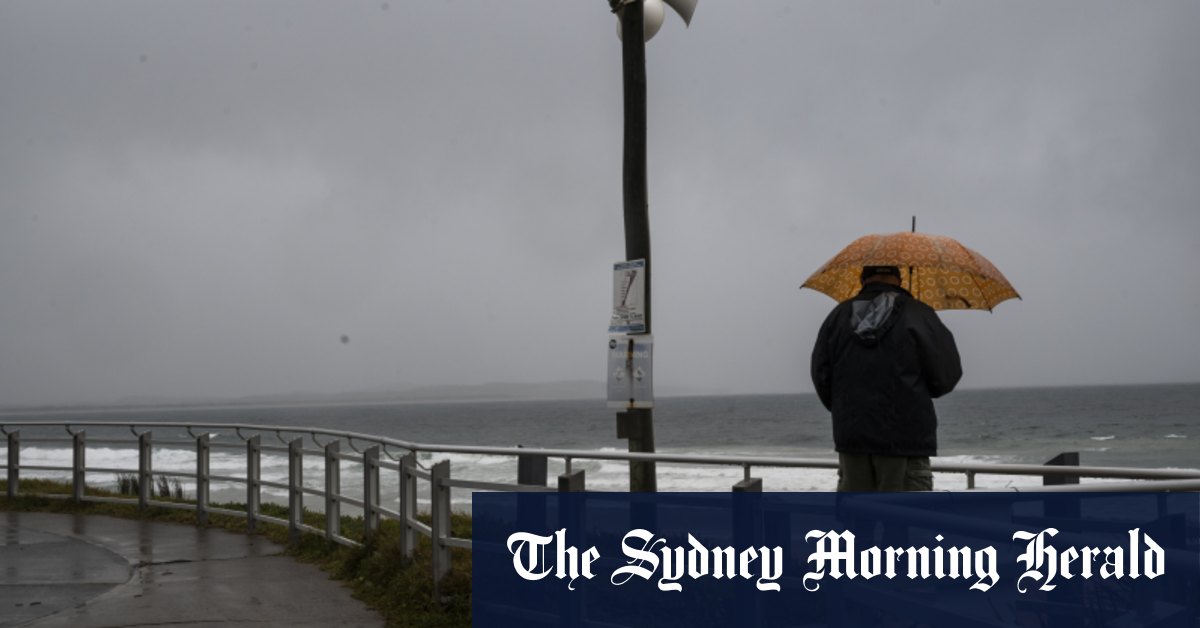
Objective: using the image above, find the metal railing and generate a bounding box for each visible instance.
[3,420,1199,593]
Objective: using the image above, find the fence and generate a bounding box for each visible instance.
[3,420,1200,594]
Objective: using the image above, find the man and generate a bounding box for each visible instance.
[811,265,962,491]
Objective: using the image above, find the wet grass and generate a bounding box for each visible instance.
[0,479,471,628]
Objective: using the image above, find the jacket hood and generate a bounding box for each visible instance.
[850,284,906,345]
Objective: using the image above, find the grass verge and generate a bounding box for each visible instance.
[0,479,471,628]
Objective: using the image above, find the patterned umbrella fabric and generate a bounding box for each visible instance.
[802,232,1020,311]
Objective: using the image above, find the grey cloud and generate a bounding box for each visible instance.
[1,1,1197,406]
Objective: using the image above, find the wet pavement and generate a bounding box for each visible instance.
[0,511,385,627]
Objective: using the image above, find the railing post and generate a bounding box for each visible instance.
[398,453,417,559]
[324,440,340,541]
[196,433,210,525]
[363,446,381,542]
[246,435,261,533]
[430,459,451,595]
[1044,452,1081,519]
[288,437,303,543]
[517,450,548,487]
[733,464,762,492]
[7,430,19,498]
[1043,452,1080,486]
[72,431,86,502]
[558,469,586,492]
[138,431,152,509]
[557,466,586,626]
[733,478,763,492]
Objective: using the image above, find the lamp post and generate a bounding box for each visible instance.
[608,0,695,492]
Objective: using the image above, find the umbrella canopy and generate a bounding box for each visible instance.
[802,232,1020,311]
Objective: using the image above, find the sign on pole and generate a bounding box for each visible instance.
[606,334,653,409]
[608,259,646,334]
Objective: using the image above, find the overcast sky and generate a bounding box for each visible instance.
[2,1,1198,407]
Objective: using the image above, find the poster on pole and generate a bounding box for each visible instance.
[606,334,653,409]
[608,259,646,334]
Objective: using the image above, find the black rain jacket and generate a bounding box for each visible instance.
[810,282,962,456]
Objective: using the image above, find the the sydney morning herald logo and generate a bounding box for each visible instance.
[506,526,1165,593]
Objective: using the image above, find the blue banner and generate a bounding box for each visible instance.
[473,492,1199,627]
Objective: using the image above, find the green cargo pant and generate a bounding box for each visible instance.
[836,453,933,491]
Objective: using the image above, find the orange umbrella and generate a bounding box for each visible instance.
[801,232,1020,311]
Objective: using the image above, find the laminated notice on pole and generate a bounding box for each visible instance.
[607,334,653,409]
[609,259,646,334]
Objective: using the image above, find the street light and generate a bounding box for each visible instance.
[608,0,695,492]
[615,0,696,42]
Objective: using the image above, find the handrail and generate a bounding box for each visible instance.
[3,420,1197,481]
[2,419,1197,598]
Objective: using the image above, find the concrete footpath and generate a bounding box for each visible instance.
[0,511,385,627]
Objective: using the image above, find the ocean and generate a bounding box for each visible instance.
[1,383,1197,506]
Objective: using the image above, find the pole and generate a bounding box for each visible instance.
[617,0,656,492]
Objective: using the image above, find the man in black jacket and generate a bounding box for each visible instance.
[811,265,962,491]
